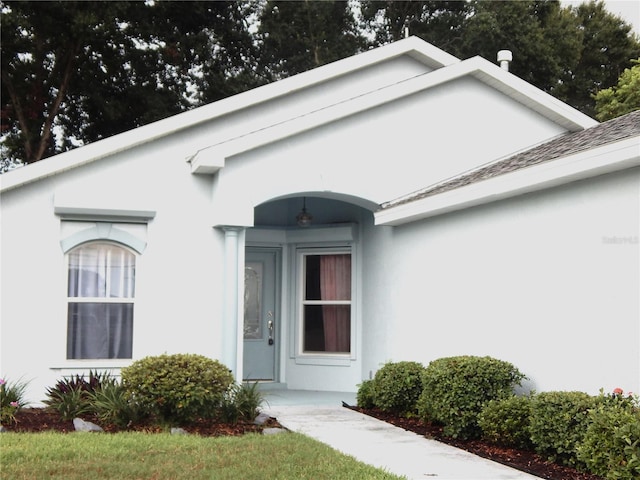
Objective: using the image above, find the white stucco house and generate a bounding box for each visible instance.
[1,37,638,404]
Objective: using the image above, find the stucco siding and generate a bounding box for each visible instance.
[0,135,226,404]
[363,168,639,395]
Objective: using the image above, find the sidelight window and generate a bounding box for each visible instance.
[301,251,351,354]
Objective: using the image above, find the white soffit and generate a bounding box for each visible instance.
[189,56,597,174]
[0,37,457,193]
[374,136,640,226]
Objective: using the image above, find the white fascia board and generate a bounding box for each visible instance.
[375,136,640,226]
[1,38,458,192]
[190,57,597,172]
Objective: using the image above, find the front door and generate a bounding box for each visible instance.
[243,248,278,381]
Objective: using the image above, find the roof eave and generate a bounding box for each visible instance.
[375,135,640,226]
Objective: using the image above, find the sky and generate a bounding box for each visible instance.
[562,0,640,34]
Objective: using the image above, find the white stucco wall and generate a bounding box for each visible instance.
[361,168,640,395]
[0,134,226,404]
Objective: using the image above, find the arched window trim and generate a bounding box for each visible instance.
[61,223,146,254]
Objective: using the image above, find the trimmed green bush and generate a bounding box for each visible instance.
[356,380,376,409]
[372,361,425,415]
[577,390,640,479]
[417,356,526,439]
[121,353,234,425]
[529,391,597,468]
[478,394,534,449]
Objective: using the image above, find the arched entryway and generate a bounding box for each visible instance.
[242,194,376,391]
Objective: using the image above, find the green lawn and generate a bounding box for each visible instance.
[0,431,406,480]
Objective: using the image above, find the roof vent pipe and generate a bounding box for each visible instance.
[497,50,512,71]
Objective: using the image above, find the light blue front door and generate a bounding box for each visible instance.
[243,248,278,381]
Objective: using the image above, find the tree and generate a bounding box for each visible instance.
[1,1,262,168]
[360,0,472,50]
[594,59,640,121]
[556,0,640,117]
[360,0,639,118]
[454,1,583,93]
[257,0,365,79]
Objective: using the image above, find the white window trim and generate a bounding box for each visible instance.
[65,241,137,361]
[294,245,356,366]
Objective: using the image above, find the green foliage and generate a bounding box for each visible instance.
[594,60,640,121]
[44,370,113,421]
[121,353,234,425]
[219,382,265,424]
[0,377,29,425]
[529,391,597,468]
[577,389,640,479]
[88,380,143,429]
[478,394,534,450]
[356,380,376,409]
[417,356,526,439]
[258,0,364,79]
[371,361,425,415]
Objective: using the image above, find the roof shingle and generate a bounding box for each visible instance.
[381,109,640,209]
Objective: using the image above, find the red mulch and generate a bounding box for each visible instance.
[7,407,604,480]
[355,407,605,480]
[6,408,279,436]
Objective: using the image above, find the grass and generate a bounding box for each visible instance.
[0,431,406,480]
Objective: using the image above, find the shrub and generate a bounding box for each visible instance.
[89,380,144,429]
[0,377,29,425]
[44,371,112,420]
[417,356,526,439]
[478,394,534,449]
[121,353,234,425]
[529,391,597,468]
[219,382,265,424]
[356,380,376,409]
[372,361,425,415]
[577,389,640,479]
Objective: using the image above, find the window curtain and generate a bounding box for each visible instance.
[67,244,134,359]
[319,254,351,352]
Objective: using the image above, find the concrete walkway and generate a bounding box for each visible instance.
[262,390,541,480]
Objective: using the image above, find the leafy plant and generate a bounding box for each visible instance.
[577,389,640,479]
[417,356,526,439]
[356,380,376,409]
[478,394,534,449]
[219,382,265,423]
[372,361,425,415]
[529,390,597,468]
[0,377,29,425]
[44,371,112,420]
[89,380,143,429]
[121,353,234,425]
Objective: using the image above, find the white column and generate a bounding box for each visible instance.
[221,226,245,382]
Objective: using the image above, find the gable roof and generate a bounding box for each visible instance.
[376,110,640,226]
[1,36,596,193]
[188,55,597,174]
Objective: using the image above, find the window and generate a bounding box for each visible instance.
[66,243,135,359]
[301,251,351,354]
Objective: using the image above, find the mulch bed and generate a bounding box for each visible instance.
[354,407,605,480]
[6,408,279,436]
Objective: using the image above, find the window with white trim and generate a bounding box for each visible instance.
[300,250,352,354]
[66,242,135,359]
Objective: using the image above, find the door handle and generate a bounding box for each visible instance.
[267,312,274,345]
